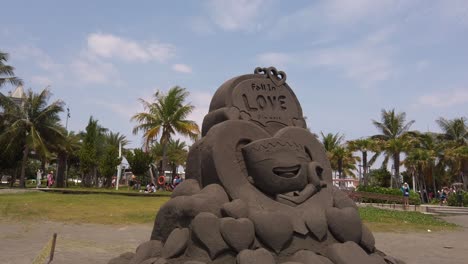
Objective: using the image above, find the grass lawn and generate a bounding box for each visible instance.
[359,206,458,232]
[0,192,458,232]
[0,192,170,225]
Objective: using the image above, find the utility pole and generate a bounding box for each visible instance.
[65,107,70,130]
[65,107,70,187]
[116,141,122,190]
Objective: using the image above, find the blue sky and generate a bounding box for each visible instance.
[1,0,467,148]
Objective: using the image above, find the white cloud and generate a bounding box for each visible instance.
[257,53,293,69]
[87,33,175,62]
[31,76,52,87]
[416,89,468,108]
[70,57,119,84]
[172,64,192,73]
[189,17,215,35]
[206,0,269,31]
[12,45,61,71]
[90,99,138,118]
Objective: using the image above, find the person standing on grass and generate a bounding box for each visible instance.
[36,169,43,188]
[401,182,410,209]
[47,171,54,188]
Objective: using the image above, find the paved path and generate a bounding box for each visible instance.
[375,215,468,264]
[1,216,467,264]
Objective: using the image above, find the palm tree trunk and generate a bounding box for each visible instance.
[393,152,401,188]
[338,158,344,188]
[19,145,29,188]
[93,166,98,187]
[162,142,168,175]
[56,152,66,188]
[363,151,368,185]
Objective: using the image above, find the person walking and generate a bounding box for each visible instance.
[47,171,54,188]
[401,182,410,209]
[36,169,43,188]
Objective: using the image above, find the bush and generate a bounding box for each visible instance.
[447,191,468,207]
[356,185,421,205]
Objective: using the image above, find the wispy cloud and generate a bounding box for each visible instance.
[70,56,120,85]
[172,63,192,74]
[31,76,52,87]
[86,33,176,62]
[257,53,293,69]
[415,88,468,108]
[206,0,270,32]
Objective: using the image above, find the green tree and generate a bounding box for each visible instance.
[0,51,23,89]
[371,109,415,188]
[127,149,153,184]
[99,145,121,187]
[78,117,107,187]
[0,88,64,188]
[131,86,199,174]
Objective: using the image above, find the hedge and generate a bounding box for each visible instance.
[447,191,468,207]
[356,186,421,205]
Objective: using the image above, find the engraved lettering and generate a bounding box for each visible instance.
[243,94,258,111]
[256,95,267,109]
[278,95,287,110]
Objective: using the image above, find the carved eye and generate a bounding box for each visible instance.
[315,165,324,180]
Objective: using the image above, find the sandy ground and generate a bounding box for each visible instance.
[0,216,467,264]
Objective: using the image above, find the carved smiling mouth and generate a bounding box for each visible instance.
[273,165,301,178]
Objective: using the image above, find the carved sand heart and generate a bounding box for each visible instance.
[236,248,275,264]
[250,210,293,253]
[191,212,228,259]
[220,217,255,252]
[222,199,249,219]
[161,228,189,258]
[303,207,328,241]
[326,207,362,243]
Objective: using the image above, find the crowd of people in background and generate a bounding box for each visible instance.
[401,182,465,207]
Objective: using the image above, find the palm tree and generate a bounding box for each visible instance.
[132,86,199,174]
[0,88,64,188]
[348,138,376,185]
[320,132,360,187]
[167,139,188,179]
[106,131,129,148]
[320,132,344,173]
[372,109,415,188]
[436,117,468,187]
[0,51,23,88]
[404,132,440,201]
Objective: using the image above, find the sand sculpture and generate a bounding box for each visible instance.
[109,67,405,264]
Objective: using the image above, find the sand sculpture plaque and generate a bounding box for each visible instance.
[109,67,405,264]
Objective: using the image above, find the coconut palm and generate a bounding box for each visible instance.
[132,86,199,174]
[320,132,360,187]
[371,109,415,188]
[348,138,376,185]
[106,131,129,148]
[167,139,188,179]
[436,117,468,187]
[320,132,344,173]
[0,51,23,88]
[0,88,64,188]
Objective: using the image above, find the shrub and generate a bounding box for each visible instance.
[447,191,468,207]
[356,185,421,205]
